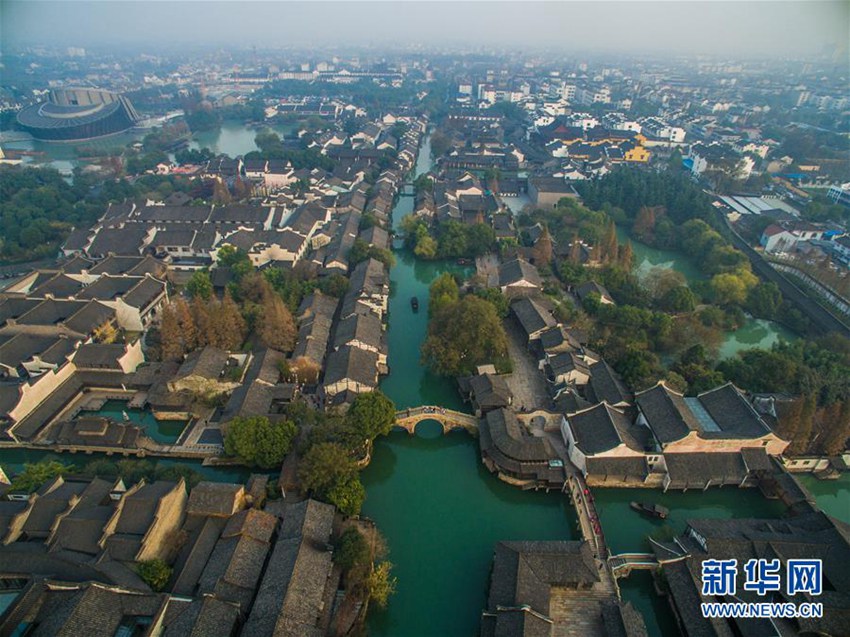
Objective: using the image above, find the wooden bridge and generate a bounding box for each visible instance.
[608,553,660,578]
[394,406,479,434]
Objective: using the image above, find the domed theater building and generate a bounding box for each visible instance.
[17,88,140,142]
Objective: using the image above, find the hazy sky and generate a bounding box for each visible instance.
[2,1,847,58]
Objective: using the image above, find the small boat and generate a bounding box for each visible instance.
[630,502,669,519]
[457,258,472,265]
[411,296,419,311]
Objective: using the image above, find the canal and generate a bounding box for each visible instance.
[362,134,579,636]
[1,122,845,637]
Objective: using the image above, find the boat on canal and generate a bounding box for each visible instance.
[629,502,669,519]
[411,296,419,311]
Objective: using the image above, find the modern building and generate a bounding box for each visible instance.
[17,88,140,142]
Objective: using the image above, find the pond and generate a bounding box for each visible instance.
[187,119,297,157]
[78,399,187,444]
[615,226,796,359]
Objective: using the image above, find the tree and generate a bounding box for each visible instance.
[789,393,817,455]
[367,561,397,609]
[283,356,321,385]
[10,460,71,493]
[159,304,181,361]
[185,270,213,300]
[258,290,297,352]
[92,320,119,344]
[745,282,782,320]
[619,240,634,270]
[775,396,803,442]
[299,442,358,493]
[209,290,247,350]
[659,286,696,313]
[710,271,757,306]
[326,474,366,516]
[531,226,553,266]
[414,234,438,259]
[820,400,850,456]
[137,559,172,592]
[298,442,364,514]
[224,416,297,468]
[212,178,231,204]
[334,527,371,571]
[601,220,619,263]
[421,295,510,377]
[429,273,459,314]
[346,391,396,441]
[190,296,212,347]
[632,206,657,243]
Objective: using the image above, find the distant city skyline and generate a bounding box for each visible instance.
[2,1,847,59]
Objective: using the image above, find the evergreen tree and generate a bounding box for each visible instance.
[790,394,817,455]
[632,206,656,242]
[619,240,634,270]
[212,290,246,350]
[212,178,231,204]
[531,226,553,266]
[820,400,850,456]
[258,288,297,352]
[191,296,213,347]
[602,220,618,263]
[160,303,183,361]
[776,396,803,442]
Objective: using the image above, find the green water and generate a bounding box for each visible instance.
[614,227,795,358]
[188,120,296,157]
[2,130,144,175]
[362,136,578,636]
[79,399,187,444]
[593,487,787,554]
[798,473,850,524]
[362,423,577,637]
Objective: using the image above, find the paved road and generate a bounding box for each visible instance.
[503,319,552,411]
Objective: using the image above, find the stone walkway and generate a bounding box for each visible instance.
[503,319,551,411]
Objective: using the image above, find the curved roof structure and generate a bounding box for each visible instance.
[17,88,139,142]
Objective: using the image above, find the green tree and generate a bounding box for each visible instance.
[334,527,371,571]
[224,416,297,468]
[413,234,438,259]
[299,442,358,496]
[745,282,782,320]
[429,273,460,314]
[137,559,172,592]
[185,270,213,300]
[298,442,365,514]
[10,460,71,493]
[346,391,396,441]
[421,295,510,376]
[659,286,696,313]
[326,474,366,516]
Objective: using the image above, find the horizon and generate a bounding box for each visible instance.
[2,1,848,60]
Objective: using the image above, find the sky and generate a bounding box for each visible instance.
[1,1,848,58]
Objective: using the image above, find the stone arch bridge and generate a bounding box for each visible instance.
[395,406,479,435]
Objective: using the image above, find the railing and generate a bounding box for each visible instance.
[396,406,478,423]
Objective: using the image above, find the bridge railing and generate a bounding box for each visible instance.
[396,406,477,422]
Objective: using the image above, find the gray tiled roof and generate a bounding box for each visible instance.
[511,297,556,339]
[697,384,771,438]
[567,402,643,455]
[499,258,542,288]
[635,382,701,444]
[242,500,335,637]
